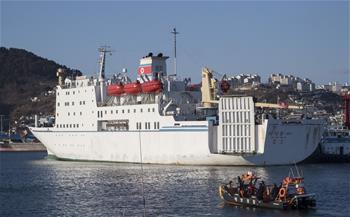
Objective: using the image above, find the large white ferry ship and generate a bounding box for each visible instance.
[30,47,324,165]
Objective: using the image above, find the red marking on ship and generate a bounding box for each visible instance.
[138,65,152,75]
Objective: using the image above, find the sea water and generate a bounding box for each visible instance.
[0,152,349,217]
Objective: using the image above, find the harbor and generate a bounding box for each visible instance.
[1,1,349,216]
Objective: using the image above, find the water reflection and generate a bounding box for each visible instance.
[1,152,349,217]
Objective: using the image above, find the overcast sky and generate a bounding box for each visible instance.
[1,1,349,84]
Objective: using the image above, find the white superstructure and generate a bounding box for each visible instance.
[30,48,325,165]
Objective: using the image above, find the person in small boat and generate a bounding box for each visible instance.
[257,181,265,200]
[271,183,279,200]
[237,176,243,189]
[225,180,237,195]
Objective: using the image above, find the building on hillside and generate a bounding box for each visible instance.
[227,74,261,89]
[269,73,315,92]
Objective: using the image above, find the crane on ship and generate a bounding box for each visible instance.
[200,67,303,110]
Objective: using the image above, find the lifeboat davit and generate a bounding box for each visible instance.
[141,80,162,93]
[107,83,124,96]
[124,81,142,94]
[185,83,201,91]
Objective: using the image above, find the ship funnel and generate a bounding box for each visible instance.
[56,68,66,86]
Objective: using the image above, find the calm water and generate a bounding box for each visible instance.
[0,152,349,217]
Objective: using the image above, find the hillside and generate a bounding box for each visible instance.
[0,47,82,127]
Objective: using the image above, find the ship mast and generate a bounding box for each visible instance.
[98,46,112,103]
[98,46,112,80]
[171,28,179,77]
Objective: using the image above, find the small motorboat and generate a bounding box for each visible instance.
[219,170,316,210]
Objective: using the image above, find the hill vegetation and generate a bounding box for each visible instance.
[0,47,81,128]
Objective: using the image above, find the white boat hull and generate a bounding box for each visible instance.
[31,120,322,166]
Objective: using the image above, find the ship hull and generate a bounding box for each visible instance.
[30,123,321,166]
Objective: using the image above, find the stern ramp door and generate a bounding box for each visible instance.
[218,96,256,154]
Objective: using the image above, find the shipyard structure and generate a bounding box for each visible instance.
[30,48,324,165]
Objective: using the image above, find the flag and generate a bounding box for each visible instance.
[138,65,152,75]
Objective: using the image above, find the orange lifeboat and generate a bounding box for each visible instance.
[107,83,124,96]
[124,81,142,94]
[141,80,162,93]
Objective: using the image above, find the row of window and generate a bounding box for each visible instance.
[57,123,80,128]
[97,107,156,118]
[56,111,84,117]
[62,90,88,96]
[59,101,86,107]
[58,88,94,96]
[136,122,160,130]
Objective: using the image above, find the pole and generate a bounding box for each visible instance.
[171,28,179,76]
[138,130,146,217]
[0,115,3,133]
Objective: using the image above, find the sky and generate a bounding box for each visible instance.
[1,0,349,84]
